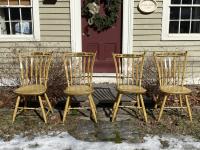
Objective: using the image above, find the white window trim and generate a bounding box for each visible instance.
[0,0,40,41]
[70,0,134,54]
[162,0,200,40]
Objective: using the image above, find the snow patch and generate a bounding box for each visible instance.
[0,132,200,150]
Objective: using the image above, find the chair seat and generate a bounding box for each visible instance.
[14,84,46,96]
[117,85,146,94]
[64,85,94,96]
[160,85,191,94]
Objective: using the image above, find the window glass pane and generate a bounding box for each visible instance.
[0,0,8,5]
[192,7,200,19]
[191,21,200,33]
[0,9,6,20]
[0,9,6,34]
[12,21,32,34]
[5,22,10,34]
[22,8,31,20]
[171,0,181,4]
[169,21,179,33]
[181,7,191,19]
[170,7,180,19]
[0,22,7,34]
[21,0,30,5]
[0,8,10,35]
[180,21,190,33]
[21,8,32,34]
[182,0,192,4]
[193,0,200,4]
[12,21,20,34]
[22,21,32,34]
[10,8,20,20]
[9,0,19,5]
[2,8,9,21]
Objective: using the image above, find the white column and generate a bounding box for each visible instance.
[33,0,40,41]
[70,0,82,52]
[122,0,134,54]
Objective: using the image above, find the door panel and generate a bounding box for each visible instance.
[81,0,122,73]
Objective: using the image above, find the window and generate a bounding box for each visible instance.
[0,0,40,41]
[162,0,200,40]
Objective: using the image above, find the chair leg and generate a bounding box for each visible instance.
[63,96,71,123]
[12,96,21,123]
[112,93,122,122]
[139,94,148,123]
[185,95,192,122]
[179,94,183,108]
[112,100,117,113]
[90,95,97,114]
[38,96,47,123]
[88,94,97,123]
[137,95,140,108]
[158,95,168,122]
[44,93,54,113]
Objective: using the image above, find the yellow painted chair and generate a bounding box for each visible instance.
[13,52,53,123]
[62,52,97,123]
[153,51,192,122]
[112,52,148,123]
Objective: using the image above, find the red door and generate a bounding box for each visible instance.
[81,0,122,73]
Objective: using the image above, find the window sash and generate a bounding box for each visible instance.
[162,0,200,40]
[169,5,200,34]
[0,0,31,6]
[0,0,40,41]
[0,0,33,35]
[0,7,33,35]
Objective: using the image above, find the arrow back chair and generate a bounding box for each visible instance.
[13,52,53,123]
[112,52,148,123]
[63,52,97,123]
[153,51,192,122]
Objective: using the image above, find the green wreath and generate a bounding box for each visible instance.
[82,0,121,32]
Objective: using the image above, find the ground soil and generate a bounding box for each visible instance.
[0,84,200,143]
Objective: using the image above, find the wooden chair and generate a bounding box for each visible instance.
[13,52,53,123]
[62,52,97,123]
[112,52,148,123]
[153,51,192,122]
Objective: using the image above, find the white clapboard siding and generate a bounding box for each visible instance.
[0,0,71,80]
[133,0,200,84]
[39,0,71,42]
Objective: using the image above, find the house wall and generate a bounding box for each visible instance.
[133,0,200,84]
[0,0,71,85]
[1,0,200,85]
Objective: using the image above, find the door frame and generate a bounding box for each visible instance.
[70,0,134,54]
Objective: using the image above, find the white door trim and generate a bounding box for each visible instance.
[70,0,134,54]
[70,0,82,52]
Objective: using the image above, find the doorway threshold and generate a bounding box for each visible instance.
[93,73,116,83]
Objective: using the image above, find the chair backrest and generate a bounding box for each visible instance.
[153,51,187,86]
[19,52,53,87]
[113,52,146,87]
[63,52,96,87]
